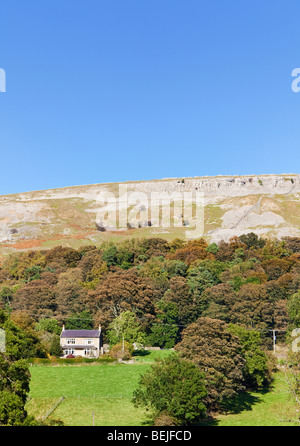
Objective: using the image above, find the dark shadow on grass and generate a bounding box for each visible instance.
[132,350,151,357]
[194,416,220,426]
[219,384,274,415]
[219,392,261,415]
[196,384,275,425]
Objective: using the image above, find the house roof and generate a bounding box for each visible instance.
[61,329,101,338]
[61,344,98,349]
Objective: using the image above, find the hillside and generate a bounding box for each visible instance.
[0,173,299,256]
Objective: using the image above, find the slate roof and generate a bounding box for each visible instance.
[61,344,98,349]
[60,329,101,338]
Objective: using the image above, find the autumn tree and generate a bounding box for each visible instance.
[2,250,46,280]
[55,269,85,319]
[230,283,274,330]
[86,268,157,332]
[215,237,246,262]
[166,239,209,266]
[44,246,82,270]
[175,317,246,409]
[200,283,236,322]
[261,258,292,281]
[13,279,56,318]
[78,250,108,288]
[163,276,197,328]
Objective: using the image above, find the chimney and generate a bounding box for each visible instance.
[62,324,65,332]
[98,324,101,332]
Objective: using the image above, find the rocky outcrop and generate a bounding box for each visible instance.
[0,174,299,250]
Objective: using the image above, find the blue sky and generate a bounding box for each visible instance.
[0,0,299,195]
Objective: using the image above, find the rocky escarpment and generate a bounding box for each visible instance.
[0,174,299,252]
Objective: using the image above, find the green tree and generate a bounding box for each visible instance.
[287,291,300,330]
[65,310,94,330]
[146,301,180,349]
[0,286,14,309]
[107,311,145,346]
[132,353,207,425]
[227,324,272,388]
[49,335,63,357]
[35,318,61,335]
[0,310,39,425]
[239,233,266,250]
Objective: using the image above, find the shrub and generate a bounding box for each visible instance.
[109,342,133,361]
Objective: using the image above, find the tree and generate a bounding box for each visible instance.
[35,318,61,336]
[199,283,236,322]
[78,250,108,288]
[239,233,266,250]
[0,286,14,309]
[175,317,246,410]
[287,291,300,330]
[13,280,56,317]
[5,311,46,359]
[107,311,145,346]
[187,265,219,300]
[227,324,272,389]
[0,310,38,425]
[261,258,292,281]
[109,341,133,361]
[3,250,46,280]
[164,276,197,328]
[166,239,209,266]
[45,246,82,269]
[86,268,157,331]
[132,353,207,425]
[49,335,63,357]
[55,269,85,319]
[206,243,219,255]
[230,283,274,330]
[65,310,94,330]
[146,301,180,349]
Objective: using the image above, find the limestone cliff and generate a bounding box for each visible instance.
[0,173,299,253]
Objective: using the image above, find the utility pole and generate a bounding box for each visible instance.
[272,330,277,355]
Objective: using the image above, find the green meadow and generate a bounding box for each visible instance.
[26,351,299,426]
[27,362,152,426]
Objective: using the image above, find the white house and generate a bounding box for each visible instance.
[60,325,103,358]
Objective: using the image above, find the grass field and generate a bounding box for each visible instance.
[27,362,152,426]
[26,351,299,427]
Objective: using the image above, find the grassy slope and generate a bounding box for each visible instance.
[27,363,152,426]
[215,373,298,426]
[27,350,299,427]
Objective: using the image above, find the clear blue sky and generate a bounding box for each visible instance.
[0,0,299,195]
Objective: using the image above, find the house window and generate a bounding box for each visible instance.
[64,348,75,356]
[66,338,75,344]
[85,339,93,345]
[84,348,93,356]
